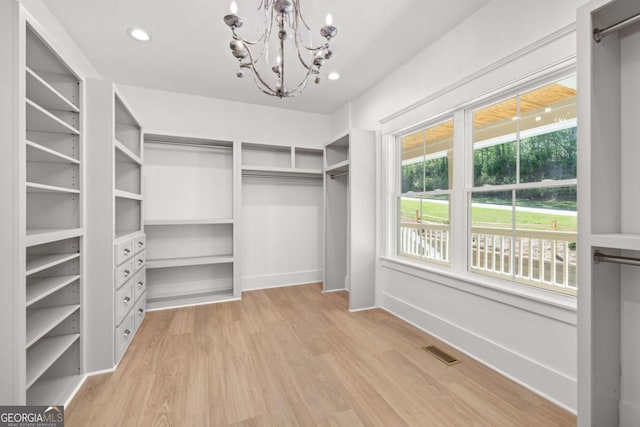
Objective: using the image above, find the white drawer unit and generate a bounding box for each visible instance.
[115,238,135,265]
[115,278,134,325]
[115,310,135,362]
[133,251,145,272]
[134,234,146,252]
[133,269,146,302]
[134,294,146,330]
[115,259,134,290]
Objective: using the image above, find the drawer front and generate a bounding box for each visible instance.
[133,270,146,301]
[115,310,135,362]
[115,259,134,290]
[115,278,134,325]
[115,239,134,265]
[133,251,146,273]
[134,293,146,331]
[134,234,146,253]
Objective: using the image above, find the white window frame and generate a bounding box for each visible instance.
[388,66,578,301]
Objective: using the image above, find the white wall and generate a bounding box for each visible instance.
[118,85,330,148]
[335,0,590,413]
[241,178,323,290]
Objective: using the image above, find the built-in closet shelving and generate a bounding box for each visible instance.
[85,81,145,371]
[324,130,376,311]
[241,142,324,179]
[22,21,84,405]
[144,134,240,310]
[578,1,640,426]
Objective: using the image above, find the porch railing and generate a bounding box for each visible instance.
[399,222,577,293]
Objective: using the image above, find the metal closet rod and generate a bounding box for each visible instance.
[593,11,640,42]
[145,140,232,150]
[594,250,640,266]
[330,171,349,179]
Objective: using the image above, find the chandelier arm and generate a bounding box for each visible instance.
[241,46,280,96]
[293,0,311,31]
[286,66,314,95]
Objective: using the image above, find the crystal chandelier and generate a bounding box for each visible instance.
[223,0,337,98]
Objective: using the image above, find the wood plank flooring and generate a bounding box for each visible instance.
[66,283,576,426]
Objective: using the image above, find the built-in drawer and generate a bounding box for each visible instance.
[134,293,146,331]
[133,251,145,272]
[115,238,134,265]
[115,278,134,325]
[115,310,135,362]
[134,234,146,253]
[133,269,146,301]
[115,259,134,290]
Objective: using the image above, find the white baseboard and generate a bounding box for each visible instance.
[381,292,577,414]
[349,306,377,313]
[85,367,116,377]
[64,375,87,408]
[323,288,348,293]
[620,399,640,426]
[242,270,322,291]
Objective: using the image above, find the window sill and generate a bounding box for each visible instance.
[379,255,577,325]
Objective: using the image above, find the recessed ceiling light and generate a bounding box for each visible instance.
[128,28,150,42]
[327,72,341,81]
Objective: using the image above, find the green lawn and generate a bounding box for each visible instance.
[400,199,577,231]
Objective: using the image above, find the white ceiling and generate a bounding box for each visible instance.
[45,0,489,114]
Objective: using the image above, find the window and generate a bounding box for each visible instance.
[470,76,577,294]
[398,119,453,265]
[394,74,577,295]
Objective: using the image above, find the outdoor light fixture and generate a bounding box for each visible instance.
[223,0,338,98]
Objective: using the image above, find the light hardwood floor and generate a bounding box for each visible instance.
[67,283,576,426]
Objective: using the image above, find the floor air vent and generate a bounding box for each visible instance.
[423,345,459,366]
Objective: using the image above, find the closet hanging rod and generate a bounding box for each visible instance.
[241,173,321,180]
[594,250,640,266]
[593,12,640,42]
[145,140,233,150]
[330,171,349,179]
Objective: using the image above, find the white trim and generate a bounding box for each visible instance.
[146,297,241,312]
[348,306,377,313]
[242,280,322,292]
[380,23,577,125]
[380,256,576,324]
[241,270,323,291]
[85,367,116,377]
[323,288,348,293]
[63,375,87,408]
[380,294,577,413]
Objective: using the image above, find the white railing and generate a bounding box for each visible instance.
[399,222,577,294]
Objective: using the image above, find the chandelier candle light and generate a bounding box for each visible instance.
[223,0,338,98]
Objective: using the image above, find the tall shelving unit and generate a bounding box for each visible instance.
[85,80,145,371]
[21,21,84,404]
[144,134,240,310]
[324,130,376,311]
[578,0,640,425]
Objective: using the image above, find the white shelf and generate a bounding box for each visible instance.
[27,374,84,405]
[26,334,79,388]
[26,99,79,135]
[26,182,80,195]
[115,229,143,241]
[591,233,640,252]
[26,304,80,348]
[241,165,323,178]
[114,189,143,200]
[26,67,79,113]
[147,289,235,311]
[26,228,83,248]
[146,255,234,269]
[145,218,234,226]
[114,139,142,165]
[26,140,79,165]
[325,160,350,173]
[27,275,80,307]
[26,253,80,276]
